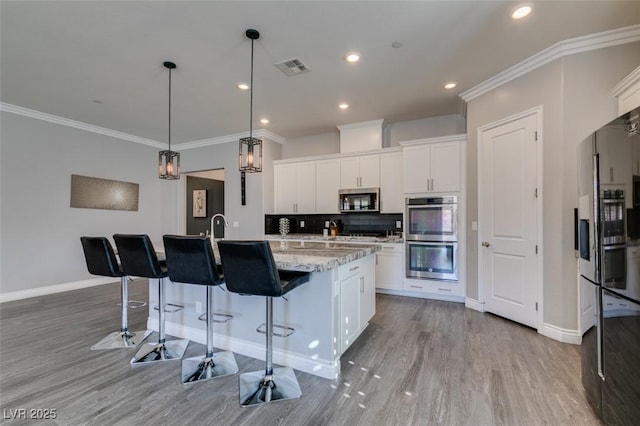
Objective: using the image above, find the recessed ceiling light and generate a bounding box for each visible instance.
[260,118,269,124]
[91,99,103,104]
[339,103,349,110]
[391,41,402,49]
[345,52,360,63]
[444,82,457,90]
[511,5,532,19]
[237,82,249,90]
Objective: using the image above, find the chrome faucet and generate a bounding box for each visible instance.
[210,213,229,243]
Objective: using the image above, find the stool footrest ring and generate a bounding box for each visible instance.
[153,303,184,313]
[256,322,295,337]
[198,312,234,323]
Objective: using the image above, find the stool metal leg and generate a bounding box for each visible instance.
[131,277,188,364]
[91,276,152,350]
[238,297,302,406]
[181,286,238,384]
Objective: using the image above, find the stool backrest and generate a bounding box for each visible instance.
[80,236,122,277]
[113,234,166,278]
[217,240,282,297]
[163,235,223,286]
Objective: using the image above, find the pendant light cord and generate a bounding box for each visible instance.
[249,37,254,139]
[168,67,172,151]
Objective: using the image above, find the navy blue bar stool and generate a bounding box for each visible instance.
[113,234,188,364]
[163,235,239,384]
[80,236,151,349]
[217,240,310,406]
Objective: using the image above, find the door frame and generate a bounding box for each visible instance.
[477,105,544,331]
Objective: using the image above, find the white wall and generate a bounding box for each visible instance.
[281,115,466,159]
[387,115,466,147]
[465,42,640,331]
[0,112,276,299]
[0,112,167,294]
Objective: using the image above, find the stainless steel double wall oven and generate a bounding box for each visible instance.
[405,196,458,281]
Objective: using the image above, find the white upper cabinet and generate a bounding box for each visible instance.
[316,158,341,214]
[340,154,380,189]
[380,151,404,213]
[274,161,316,214]
[403,138,462,194]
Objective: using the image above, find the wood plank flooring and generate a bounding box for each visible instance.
[0,280,601,425]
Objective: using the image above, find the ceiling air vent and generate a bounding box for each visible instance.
[274,58,310,76]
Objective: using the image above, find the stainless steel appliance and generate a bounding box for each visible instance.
[338,188,379,213]
[578,106,640,425]
[405,241,457,281]
[405,196,457,242]
[405,196,458,281]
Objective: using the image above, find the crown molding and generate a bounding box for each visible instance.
[0,102,165,148]
[460,24,640,102]
[176,129,286,150]
[399,133,466,147]
[611,65,640,97]
[1,102,286,149]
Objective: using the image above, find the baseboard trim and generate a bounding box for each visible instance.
[540,322,582,345]
[464,297,485,312]
[149,318,339,380]
[0,277,115,303]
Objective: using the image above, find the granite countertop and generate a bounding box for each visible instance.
[266,240,381,272]
[265,233,404,244]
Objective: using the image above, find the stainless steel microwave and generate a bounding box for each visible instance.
[338,188,379,213]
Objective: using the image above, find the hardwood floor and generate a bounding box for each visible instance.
[0,280,601,425]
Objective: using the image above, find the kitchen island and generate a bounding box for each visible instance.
[146,240,380,379]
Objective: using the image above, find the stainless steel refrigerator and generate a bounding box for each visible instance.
[578,106,640,425]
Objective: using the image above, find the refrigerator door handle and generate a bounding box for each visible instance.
[595,287,605,380]
[593,153,602,284]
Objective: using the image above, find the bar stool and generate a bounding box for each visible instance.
[113,234,189,364]
[80,237,152,349]
[217,240,310,406]
[162,235,239,384]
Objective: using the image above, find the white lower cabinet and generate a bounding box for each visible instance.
[375,243,403,291]
[339,255,375,353]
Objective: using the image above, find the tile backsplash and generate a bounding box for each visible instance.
[265,213,402,236]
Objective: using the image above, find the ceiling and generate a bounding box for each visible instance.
[1,1,639,145]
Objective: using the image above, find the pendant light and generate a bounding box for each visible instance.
[239,29,262,205]
[158,61,180,180]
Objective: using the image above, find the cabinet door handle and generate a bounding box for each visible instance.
[349,265,360,272]
[610,167,614,182]
[360,276,364,293]
[437,288,451,292]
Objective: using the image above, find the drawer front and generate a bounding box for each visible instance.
[339,256,366,281]
[403,278,461,296]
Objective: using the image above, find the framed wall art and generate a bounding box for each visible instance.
[193,189,207,217]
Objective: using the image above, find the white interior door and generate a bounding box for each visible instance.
[480,112,539,328]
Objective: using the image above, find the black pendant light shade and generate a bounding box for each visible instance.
[159,61,180,180]
[239,29,262,174]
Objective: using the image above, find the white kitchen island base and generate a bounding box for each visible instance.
[146,244,377,380]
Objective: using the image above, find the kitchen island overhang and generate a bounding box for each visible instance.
[146,240,380,380]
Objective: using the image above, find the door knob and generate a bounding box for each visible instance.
[482,241,491,247]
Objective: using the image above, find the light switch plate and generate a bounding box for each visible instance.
[300,220,305,228]
[471,221,478,231]
[233,221,239,228]
[325,221,330,228]
[396,221,402,229]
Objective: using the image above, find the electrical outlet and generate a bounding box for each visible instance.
[324,221,330,228]
[233,221,239,228]
[300,220,305,228]
[396,220,402,229]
